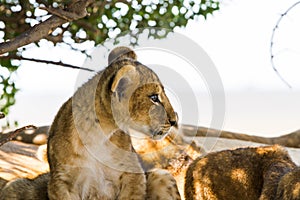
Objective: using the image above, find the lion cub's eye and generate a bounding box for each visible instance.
[149,94,160,103]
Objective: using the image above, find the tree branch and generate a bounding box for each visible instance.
[0,0,95,55]
[270,1,300,88]
[39,5,86,21]
[0,125,37,146]
[1,54,94,72]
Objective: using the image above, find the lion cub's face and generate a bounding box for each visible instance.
[111,64,177,140]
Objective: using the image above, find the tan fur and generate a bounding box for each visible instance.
[0,174,49,200]
[185,145,297,200]
[0,46,180,199]
[0,129,199,199]
[108,46,137,65]
[1,134,299,199]
[111,65,136,93]
[146,169,181,200]
[46,46,179,200]
[276,167,300,200]
[4,47,300,200]
[132,130,202,199]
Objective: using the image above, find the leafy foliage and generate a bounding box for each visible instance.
[0,57,19,115]
[0,0,220,116]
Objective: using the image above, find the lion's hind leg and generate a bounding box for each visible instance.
[0,173,49,200]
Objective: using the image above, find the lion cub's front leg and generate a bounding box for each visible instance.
[109,130,147,200]
[146,169,181,200]
[117,172,146,200]
[48,174,76,200]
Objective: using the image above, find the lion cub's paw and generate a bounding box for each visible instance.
[146,169,181,200]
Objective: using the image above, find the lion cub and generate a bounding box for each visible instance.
[46,46,179,200]
[185,145,298,200]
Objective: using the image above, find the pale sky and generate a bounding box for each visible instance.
[178,0,300,90]
[3,0,300,136]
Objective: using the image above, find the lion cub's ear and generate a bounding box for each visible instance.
[108,46,137,65]
[111,65,137,100]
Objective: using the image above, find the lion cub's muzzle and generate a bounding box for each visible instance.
[151,112,178,140]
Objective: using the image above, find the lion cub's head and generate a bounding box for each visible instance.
[108,47,177,140]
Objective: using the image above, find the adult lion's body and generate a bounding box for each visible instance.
[185,145,298,200]
[46,47,179,200]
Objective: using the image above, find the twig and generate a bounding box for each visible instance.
[0,125,37,146]
[270,1,300,88]
[1,54,94,72]
[39,5,86,21]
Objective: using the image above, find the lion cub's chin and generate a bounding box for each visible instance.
[127,127,170,140]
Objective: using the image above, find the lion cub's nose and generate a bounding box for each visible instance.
[169,112,178,126]
[169,120,177,126]
[169,112,178,127]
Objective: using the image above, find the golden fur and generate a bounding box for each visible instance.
[276,167,300,200]
[0,174,49,200]
[2,47,300,200]
[0,129,197,200]
[131,130,202,199]
[46,46,179,199]
[0,46,181,200]
[1,133,299,199]
[185,145,298,200]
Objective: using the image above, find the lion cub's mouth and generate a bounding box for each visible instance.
[150,127,172,140]
[127,126,171,140]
